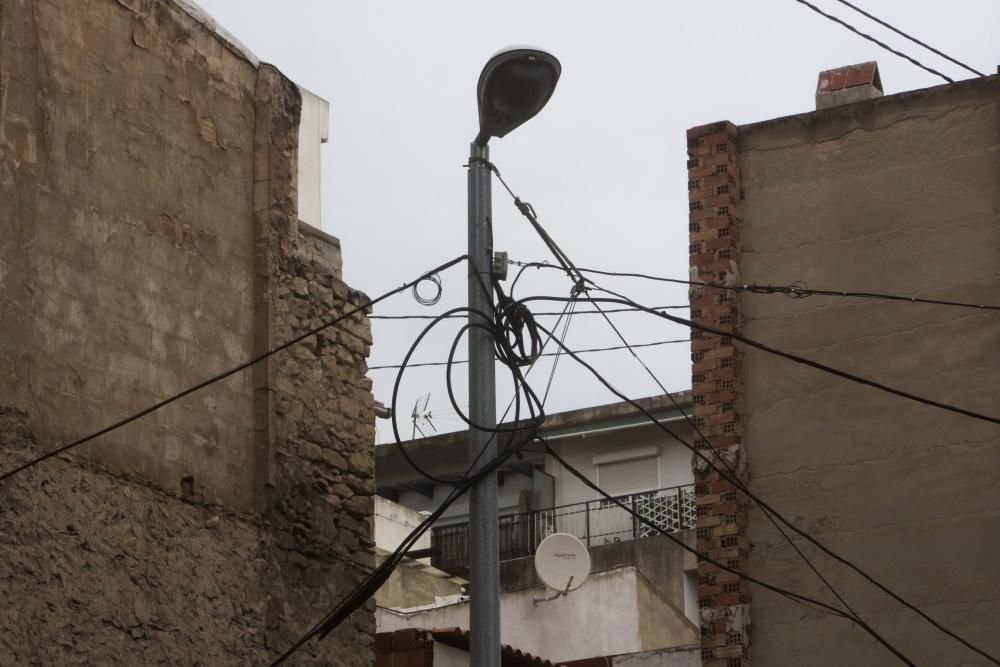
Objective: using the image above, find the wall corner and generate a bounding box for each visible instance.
[686,120,751,667]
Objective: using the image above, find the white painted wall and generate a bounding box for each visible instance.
[375,496,431,563]
[683,571,699,626]
[297,86,329,230]
[545,421,694,508]
[378,566,695,663]
[613,647,700,667]
[398,470,536,526]
[432,642,469,667]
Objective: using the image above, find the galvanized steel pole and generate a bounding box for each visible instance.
[467,141,500,667]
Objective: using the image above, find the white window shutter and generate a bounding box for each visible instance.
[596,456,659,497]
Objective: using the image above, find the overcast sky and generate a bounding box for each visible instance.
[196,0,998,443]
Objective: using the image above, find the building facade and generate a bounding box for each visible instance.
[687,66,1000,665]
[0,0,375,663]
[374,394,700,662]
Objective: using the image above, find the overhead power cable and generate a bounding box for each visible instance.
[366,337,690,371]
[832,0,985,77]
[368,304,689,321]
[486,161,999,663]
[0,255,469,485]
[539,438,917,666]
[565,274,871,634]
[527,299,1000,665]
[276,278,911,665]
[275,259,577,661]
[578,281,875,650]
[511,260,1000,312]
[540,298,576,406]
[791,0,953,83]
[270,426,538,665]
[529,293,1000,426]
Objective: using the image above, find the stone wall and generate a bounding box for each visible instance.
[1,0,375,664]
[0,403,373,665]
[0,0,261,510]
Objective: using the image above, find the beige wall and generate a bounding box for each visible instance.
[378,566,697,663]
[737,77,1000,665]
[0,1,376,663]
[0,0,262,509]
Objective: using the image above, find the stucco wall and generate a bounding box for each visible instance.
[737,77,1000,665]
[0,0,262,509]
[545,421,694,508]
[378,566,697,663]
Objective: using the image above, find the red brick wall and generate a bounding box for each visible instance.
[687,121,751,667]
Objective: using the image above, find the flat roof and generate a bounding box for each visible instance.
[375,391,692,462]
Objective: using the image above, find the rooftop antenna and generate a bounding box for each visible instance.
[411,393,437,439]
[532,532,591,606]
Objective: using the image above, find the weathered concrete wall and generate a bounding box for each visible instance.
[1,0,375,664]
[374,556,465,610]
[500,532,695,608]
[0,0,262,509]
[737,77,1000,665]
[609,646,700,667]
[378,566,697,663]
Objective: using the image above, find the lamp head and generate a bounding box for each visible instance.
[475,46,561,146]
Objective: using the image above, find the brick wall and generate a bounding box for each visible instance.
[686,121,751,667]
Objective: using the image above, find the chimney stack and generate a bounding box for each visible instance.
[816,61,882,110]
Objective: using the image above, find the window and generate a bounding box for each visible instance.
[596,455,659,497]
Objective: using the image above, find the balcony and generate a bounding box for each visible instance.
[429,484,696,576]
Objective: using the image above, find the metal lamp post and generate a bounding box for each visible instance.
[467,46,560,667]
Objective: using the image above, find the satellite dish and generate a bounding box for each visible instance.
[534,533,591,594]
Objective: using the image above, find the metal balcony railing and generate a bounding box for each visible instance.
[429,484,696,576]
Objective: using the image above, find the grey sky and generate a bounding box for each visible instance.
[195,0,998,441]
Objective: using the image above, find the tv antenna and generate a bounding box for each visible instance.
[532,532,591,605]
[411,393,437,439]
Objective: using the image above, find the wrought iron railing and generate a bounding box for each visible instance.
[429,484,695,576]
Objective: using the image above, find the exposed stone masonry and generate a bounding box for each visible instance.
[0,1,375,664]
[686,121,751,667]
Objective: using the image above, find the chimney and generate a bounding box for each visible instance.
[816,61,882,110]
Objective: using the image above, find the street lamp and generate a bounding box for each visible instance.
[475,47,562,145]
[467,46,560,667]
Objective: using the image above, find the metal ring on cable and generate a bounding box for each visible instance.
[412,273,443,306]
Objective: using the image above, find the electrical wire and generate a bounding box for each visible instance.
[574,280,873,650]
[525,302,1000,665]
[511,260,1000,312]
[539,438,917,666]
[387,256,551,486]
[589,289,1000,426]
[486,162,997,662]
[273,264,560,662]
[469,156,586,291]
[366,337,690,371]
[832,0,985,77]
[0,255,470,485]
[791,0,954,83]
[541,299,576,406]
[542,292,1000,425]
[275,279,903,664]
[368,305,689,321]
[269,425,539,665]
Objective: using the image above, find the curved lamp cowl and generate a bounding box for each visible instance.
[475,46,561,145]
